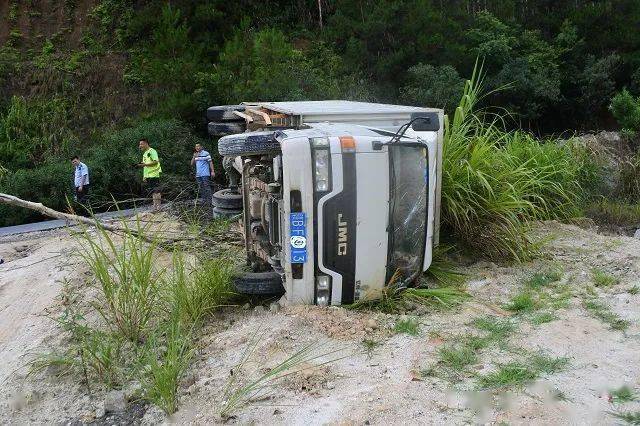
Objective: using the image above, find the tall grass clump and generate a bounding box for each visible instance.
[77,220,161,343]
[442,64,583,260]
[168,253,236,325]
[141,320,195,414]
[49,218,238,414]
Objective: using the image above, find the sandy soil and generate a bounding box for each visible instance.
[1,220,639,425]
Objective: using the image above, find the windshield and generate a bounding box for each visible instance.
[387,145,428,284]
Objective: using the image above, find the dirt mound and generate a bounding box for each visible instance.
[1,220,640,424]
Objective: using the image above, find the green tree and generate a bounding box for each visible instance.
[198,27,342,104]
[400,64,465,113]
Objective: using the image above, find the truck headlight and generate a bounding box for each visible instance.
[313,148,330,192]
[316,275,331,306]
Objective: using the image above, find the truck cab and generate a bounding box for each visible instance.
[207,101,443,306]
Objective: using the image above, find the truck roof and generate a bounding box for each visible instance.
[243,100,442,131]
[249,100,437,116]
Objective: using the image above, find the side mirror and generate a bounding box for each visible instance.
[410,112,440,132]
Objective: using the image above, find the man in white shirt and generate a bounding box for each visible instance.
[71,155,90,205]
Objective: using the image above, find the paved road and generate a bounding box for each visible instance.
[0,208,145,237]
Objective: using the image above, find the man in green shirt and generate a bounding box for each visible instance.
[138,138,162,211]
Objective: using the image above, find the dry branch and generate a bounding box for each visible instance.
[0,193,157,243]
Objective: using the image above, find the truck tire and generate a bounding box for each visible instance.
[212,188,243,209]
[208,122,246,136]
[233,271,285,296]
[213,206,242,219]
[218,131,281,156]
[206,105,246,121]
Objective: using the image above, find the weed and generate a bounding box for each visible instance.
[530,312,558,325]
[458,334,491,351]
[31,305,127,388]
[629,286,640,295]
[220,340,349,418]
[438,346,478,370]
[425,245,466,287]
[583,299,630,331]
[362,339,379,359]
[504,292,537,313]
[553,389,571,402]
[609,411,640,425]
[610,386,638,404]
[525,269,562,289]
[477,352,568,389]
[473,316,515,339]
[29,352,77,378]
[141,321,194,414]
[528,353,570,374]
[477,362,537,389]
[350,285,469,313]
[403,287,471,308]
[592,268,618,287]
[394,318,420,335]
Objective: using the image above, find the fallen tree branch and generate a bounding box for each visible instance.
[0,193,160,244]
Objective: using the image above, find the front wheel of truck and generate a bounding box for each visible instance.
[233,271,285,296]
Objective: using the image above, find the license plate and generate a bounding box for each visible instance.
[290,212,307,263]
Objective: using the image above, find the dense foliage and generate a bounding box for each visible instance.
[1,0,640,226]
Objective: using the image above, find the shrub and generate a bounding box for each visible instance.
[617,153,640,201]
[0,161,73,226]
[87,119,205,206]
[610,89,640,133]
[0,96,78,169]
[585,199,640,226]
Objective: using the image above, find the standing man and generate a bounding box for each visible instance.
[138,138,162,211]
[191,143,215,204]
[71,155,90,206]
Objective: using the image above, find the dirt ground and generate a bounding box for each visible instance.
[1,220,639,425]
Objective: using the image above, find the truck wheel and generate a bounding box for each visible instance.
[212,188,243,209]
[208,122,246,136]
[233,271,285,296]
[218,131,281,156]
[213,206,242,219]
[206,105,246,121]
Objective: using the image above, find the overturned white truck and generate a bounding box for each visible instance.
[207,101,443,306]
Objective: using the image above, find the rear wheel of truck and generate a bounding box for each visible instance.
[208,122,246,136]
[206,105,246,121]
[233,271,285,296]
[217,131,281,156]
[212,206,242,219]
[212,188,243,209]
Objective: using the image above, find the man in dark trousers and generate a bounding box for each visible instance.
[191,143,215,204]
[71,155,90,205]
[138,138,162,211]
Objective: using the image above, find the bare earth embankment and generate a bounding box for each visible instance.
[1,220,639,425]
